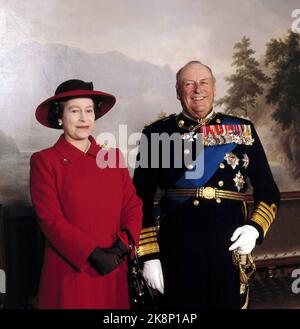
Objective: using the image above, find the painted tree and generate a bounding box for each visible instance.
[217,36,269,117]
[265,30,300,133]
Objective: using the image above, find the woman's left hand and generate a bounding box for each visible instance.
[88,237,127,275]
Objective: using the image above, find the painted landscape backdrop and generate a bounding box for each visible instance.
[0,0,299,207]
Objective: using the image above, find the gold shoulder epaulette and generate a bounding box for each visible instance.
[223,112,251,121]
[144,113,177,128]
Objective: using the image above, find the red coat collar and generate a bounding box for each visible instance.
[54,134,99,162]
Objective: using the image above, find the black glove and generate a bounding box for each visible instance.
[88,237,127,275]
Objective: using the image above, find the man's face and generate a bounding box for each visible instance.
[177,63,216,119]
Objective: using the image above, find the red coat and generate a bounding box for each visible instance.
[30,135,142,309]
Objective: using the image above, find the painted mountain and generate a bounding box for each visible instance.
[0,42,298,206]
[0,42,179,205]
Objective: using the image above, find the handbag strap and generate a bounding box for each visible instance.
[123,229,141,268]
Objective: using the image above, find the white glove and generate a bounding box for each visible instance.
[142,259,164,294]
[229,225,259,254]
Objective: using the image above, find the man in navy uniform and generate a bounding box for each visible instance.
[133,61,280,309]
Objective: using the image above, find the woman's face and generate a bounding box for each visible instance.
[59,97,95,143]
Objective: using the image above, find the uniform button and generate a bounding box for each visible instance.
[193,199,199,206]
[187,164,194,170]
[218,181,224,187]
[62,158,68,164]
[219,163,225,169]
[216,118,221,124]
[216,198,222,203]
[178,120,185,127]
[184,149,190,155]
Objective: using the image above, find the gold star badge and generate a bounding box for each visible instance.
[224,152,240,169]
[233,171,245,191]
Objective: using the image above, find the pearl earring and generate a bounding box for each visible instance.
[58,121,62,126]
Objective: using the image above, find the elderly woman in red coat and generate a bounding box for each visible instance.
[30,79,142,309]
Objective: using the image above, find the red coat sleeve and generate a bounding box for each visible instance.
[114,149,143,250]
[30,152,98,271]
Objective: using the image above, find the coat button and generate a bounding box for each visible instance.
[184,149,190,155]
[218,181,224,187]
[187,164,194,170]
[219,163,225,169]
[62,158,68,164]
[216,198,222,203]
[193,199,199,206]
[216,118,221,123]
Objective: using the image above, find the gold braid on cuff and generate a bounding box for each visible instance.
[138,226,160,257]
[250,201,277,237]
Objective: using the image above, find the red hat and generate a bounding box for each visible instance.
[35,79,116,128]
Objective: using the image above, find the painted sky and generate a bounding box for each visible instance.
[1,0,299,74]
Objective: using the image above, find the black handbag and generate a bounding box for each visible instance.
[125,230,157,309]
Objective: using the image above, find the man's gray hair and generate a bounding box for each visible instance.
[176,61,216,86]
